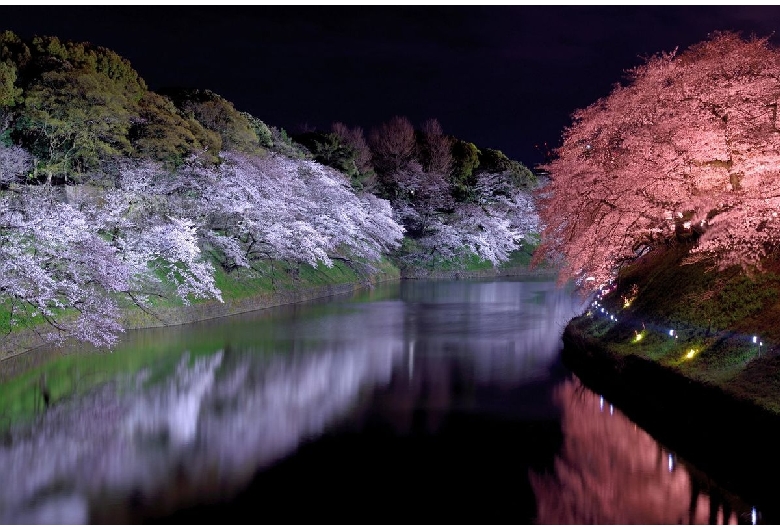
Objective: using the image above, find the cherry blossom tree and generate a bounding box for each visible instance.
[535,32,780,287]
[365,115,541,269]
[97,159,223,307]
[1,155,222,347]
[390,161,453,237]
[174,152,404,270]
[0,145,32,186]
[1,149,403,348]
[475,171,541,236]
[402,171,540,267]
[0,189,130,346]
[0,171,224,347]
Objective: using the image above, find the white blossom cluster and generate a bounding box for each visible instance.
[400,171,541,266]
[0,147,404,347]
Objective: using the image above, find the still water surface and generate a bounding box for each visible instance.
[0,279,760,523]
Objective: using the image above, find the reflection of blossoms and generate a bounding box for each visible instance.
[0,280,594,524]
[125,351,224,446]
[0,329,404,523]
[530,377,739,524]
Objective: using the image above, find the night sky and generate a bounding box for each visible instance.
[4,5,780,168]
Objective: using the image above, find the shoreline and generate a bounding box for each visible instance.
[399,264,557,280]
[562,316,780,511]
[0,269,400,363]
[0,264,552,364]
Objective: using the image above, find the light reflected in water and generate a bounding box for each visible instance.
[397,280,586,387]
[0,279,757,524]
[0,310,406,523]
[0,279,584,523]
[531,377,747,524]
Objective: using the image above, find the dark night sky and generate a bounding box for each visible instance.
[4,5,780,167]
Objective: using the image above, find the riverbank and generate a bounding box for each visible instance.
[398,244,556,280]
[0,258,401,362]
[560,244,780,513]
[0,252,553,362]
[568,244,780,413]
[561,317,780,514]
[400,264,556,280]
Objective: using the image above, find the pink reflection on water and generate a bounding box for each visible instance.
[530,377,739,524]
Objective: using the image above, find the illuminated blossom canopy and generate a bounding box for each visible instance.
[535,32,780,287]
[0,150,404,348]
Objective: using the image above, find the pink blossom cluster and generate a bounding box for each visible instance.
[536,32,780,286]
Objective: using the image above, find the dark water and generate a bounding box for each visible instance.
[0,280,759,523]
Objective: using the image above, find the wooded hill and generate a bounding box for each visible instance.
[0,30,542,348]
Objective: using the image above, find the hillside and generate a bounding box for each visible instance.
[0,30,544,352]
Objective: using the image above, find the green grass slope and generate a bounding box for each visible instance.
[570,244,780,413]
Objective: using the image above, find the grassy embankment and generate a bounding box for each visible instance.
[566,243,780,414]
[1,234,553,360]
[0,256,400,360]
[121,237,551,329]
[0,256,401,430]
[122,255,400,325]
[0,243,547,432]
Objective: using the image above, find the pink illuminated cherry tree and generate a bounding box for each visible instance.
[535,32,780,287]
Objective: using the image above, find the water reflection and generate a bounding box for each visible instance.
[0,279,584,523]
[0,279,754,524]
[398,280,584,386]
[530,377,748,524]
[0,302,407,523]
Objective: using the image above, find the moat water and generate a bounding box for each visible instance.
[0,279,761,523]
